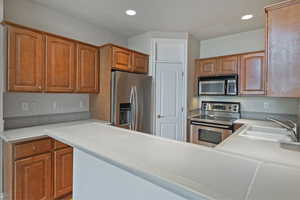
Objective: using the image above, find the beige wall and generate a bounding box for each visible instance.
[198,29,298,115]
[200,29,265,58]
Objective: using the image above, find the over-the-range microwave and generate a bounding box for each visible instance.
[198,75,238,96]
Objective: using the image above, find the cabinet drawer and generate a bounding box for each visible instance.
[14,138,53,160]
[54,140,70,150]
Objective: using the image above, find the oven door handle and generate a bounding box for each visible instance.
[191,122,231,129]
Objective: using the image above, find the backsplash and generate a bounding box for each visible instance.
[4,93,89,118]
[199,96,299,115]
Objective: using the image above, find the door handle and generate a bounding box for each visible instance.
[157,115,164,119]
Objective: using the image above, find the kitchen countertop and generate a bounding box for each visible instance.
[46,122,300,200]
[217,122,300,168]
[0,119,109,143]
[234,118,283,128]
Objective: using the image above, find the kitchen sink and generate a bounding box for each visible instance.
[239,125,293,142]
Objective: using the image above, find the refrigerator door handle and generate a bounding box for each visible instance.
[130,87,135,130]
[134,86,139,131]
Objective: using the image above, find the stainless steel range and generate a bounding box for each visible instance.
[190,101,241,147]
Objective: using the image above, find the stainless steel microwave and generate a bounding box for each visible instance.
[198,75,238,96]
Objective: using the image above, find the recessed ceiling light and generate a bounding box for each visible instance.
[241,14,253,20]
[126,9,136,16]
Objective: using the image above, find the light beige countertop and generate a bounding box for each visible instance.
[234,119,283,128]
[0,119,109,143]
[46,122,300,200]
[217,119,300,168]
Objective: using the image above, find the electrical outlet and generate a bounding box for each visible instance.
[264,102,270,110]
[21,102,29,111]
[53,101,57,111]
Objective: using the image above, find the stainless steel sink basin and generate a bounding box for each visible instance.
[239,126,293,142]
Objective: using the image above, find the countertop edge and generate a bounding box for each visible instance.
[45,126,216,200]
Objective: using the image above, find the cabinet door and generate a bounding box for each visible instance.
[76,44,99,93]
[132,52,149,74]
[112,46,132,71]
[239,52,266,95]
[45,35,75,92]
[196,58,217,77]
[217,56,238,75]
[54,148,73,199]
[14,153,52,200]
[266,2,300,97]
[8,26,44,92]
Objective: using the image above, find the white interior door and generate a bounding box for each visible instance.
[155,63,183,140]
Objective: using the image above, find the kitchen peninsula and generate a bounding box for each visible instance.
[46,122,300,200]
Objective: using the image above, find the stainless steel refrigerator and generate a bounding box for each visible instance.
[111,71,152,134]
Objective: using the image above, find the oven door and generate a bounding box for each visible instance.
[199,80,226,95]
[190,122,232,147]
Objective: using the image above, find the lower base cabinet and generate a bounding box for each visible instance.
[4,138,73,200]
[15,153,52,200]
[54,148,73,199]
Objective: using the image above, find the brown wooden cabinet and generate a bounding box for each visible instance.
[7,26,44,92]
[112,46,132,72]
[76,43,99,93]
[217,55,238,75]
[110,44,149,74]
[53,148,73,199]
[45,35,76,93]
[196,58,218,77]
[6,23,99,94]
[266,1,300,97]
[196,56,238,77]
[132,52,149,74]
[14,153,52,200]
[4,138,73,200]
[239,51,266,95]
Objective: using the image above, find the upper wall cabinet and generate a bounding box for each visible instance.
[112,46,132,72]
[196,56,238,77]
[6,23,100,94]
[266,1,300,97]
[132,52,149,74]
[7,26,44,92]
[196,58,218,77]
[217,55,238,75]
[239,51,266,95]
[45,35,76,93]
[76,44,99,93]
[109,44,149,74]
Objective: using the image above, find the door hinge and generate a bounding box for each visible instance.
[181,107,184,112]
[182,72,184,77]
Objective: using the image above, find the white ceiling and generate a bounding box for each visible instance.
[30,0,283,40]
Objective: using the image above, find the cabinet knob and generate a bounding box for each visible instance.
[32,145,37,151]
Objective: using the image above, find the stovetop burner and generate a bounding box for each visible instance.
[190,101,241,126]
[190,115,238,126]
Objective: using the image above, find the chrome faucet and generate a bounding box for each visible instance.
[267,117,299,142]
